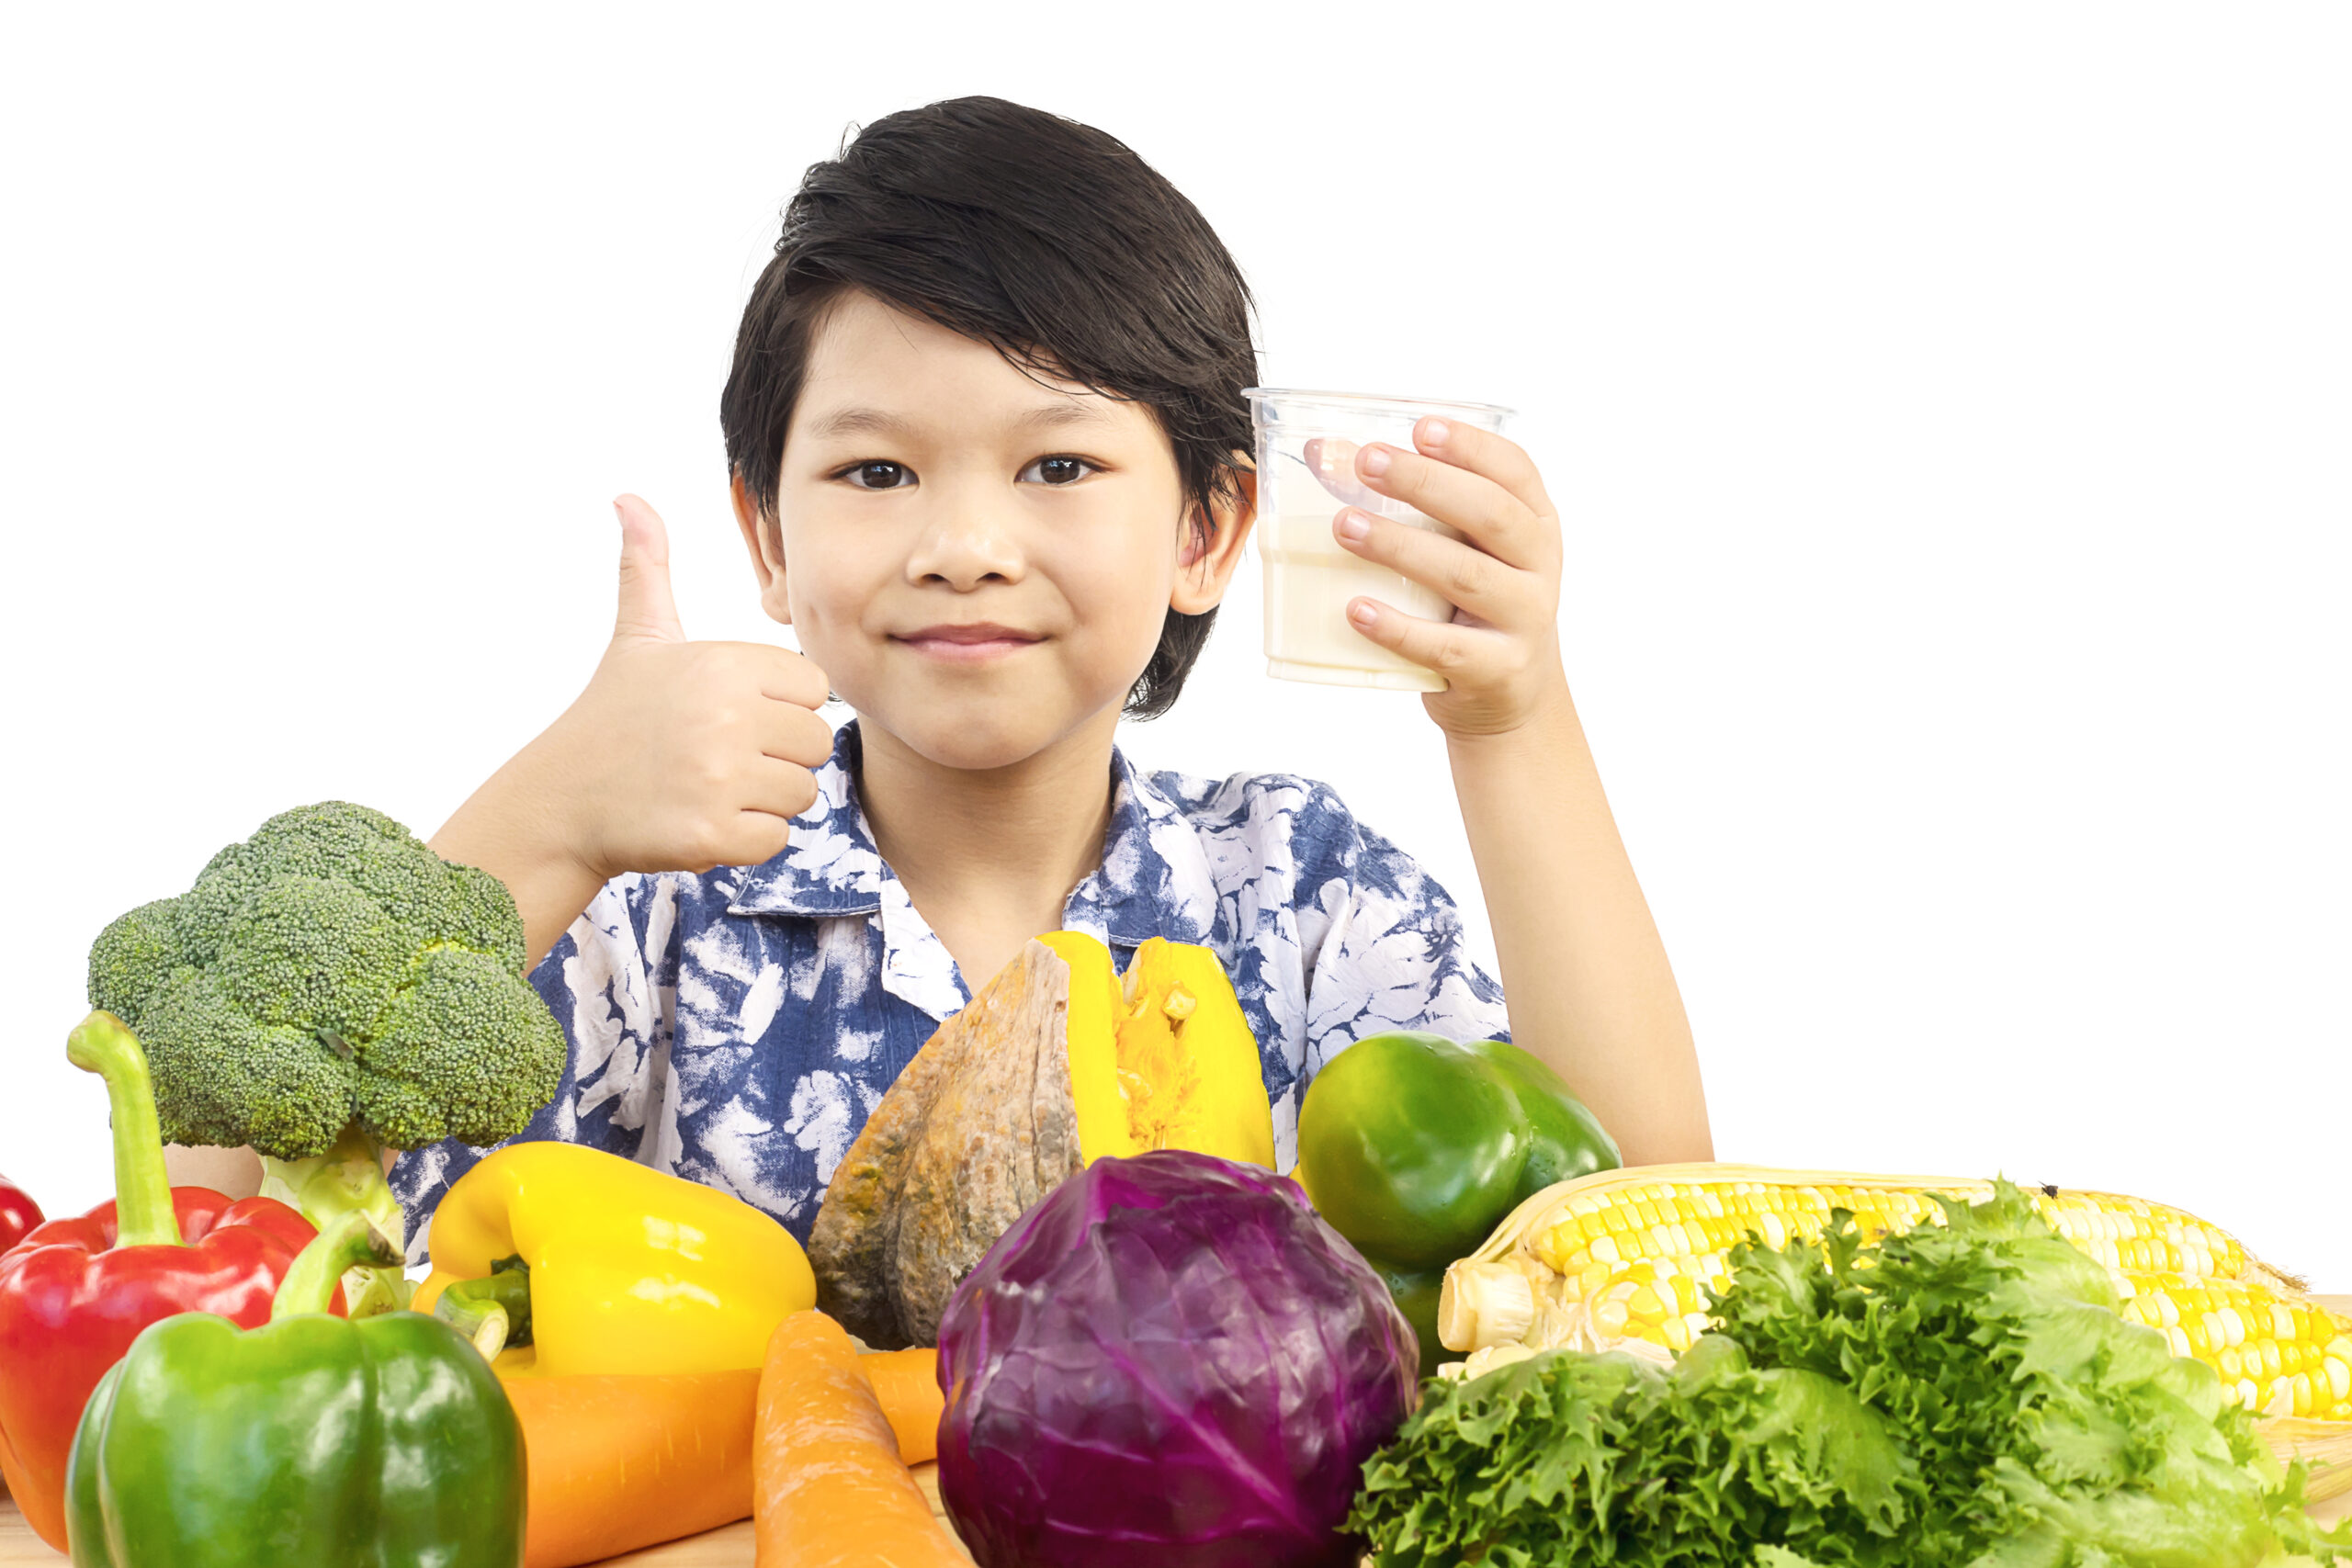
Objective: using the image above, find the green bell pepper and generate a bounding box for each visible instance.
[1364,1257,1456,1380]
[1295,1031,1531,1269]
[1467,1037,1621,1197]
[64,1211,525,1568]
[1295,1031,1621,1271]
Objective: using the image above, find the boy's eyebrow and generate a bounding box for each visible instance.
[802,401,1124,441]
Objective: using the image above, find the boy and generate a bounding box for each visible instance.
[172,96,1711,1255]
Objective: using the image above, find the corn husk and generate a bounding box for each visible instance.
[2266,1416,2352,1504]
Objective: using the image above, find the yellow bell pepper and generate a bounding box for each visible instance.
[413,1142,815,1378]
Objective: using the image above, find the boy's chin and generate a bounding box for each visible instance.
[864,694,1114,775]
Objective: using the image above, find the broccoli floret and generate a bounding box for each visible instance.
[358,948,566,1151]
[137,968,358,1157]
[86,801,569,1311]
[214,875,410,1039]
[88,898,187,1023]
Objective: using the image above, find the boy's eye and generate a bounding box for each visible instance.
[1020,455,1098,486]
[841,460,913,490]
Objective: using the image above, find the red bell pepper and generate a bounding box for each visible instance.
[0,1012,338,1551]
[0,1174,40,1255]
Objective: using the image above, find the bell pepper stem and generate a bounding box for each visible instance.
[64,1010,182,1250]
[434,1260,532,1361]
[275,1211,402,1321]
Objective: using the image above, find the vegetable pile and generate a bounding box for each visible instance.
[936,1149,1419,1568]
[86,801,569,1314]
[1350,1181,2352,1566]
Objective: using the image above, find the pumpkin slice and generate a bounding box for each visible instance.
[809,933,1276,1348]
[1092,936,1277,1168]
[808,938,1082,1349]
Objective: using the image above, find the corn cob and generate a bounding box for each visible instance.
[1436,1165,2352,1442]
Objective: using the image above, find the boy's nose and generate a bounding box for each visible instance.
[904,498,1026,590]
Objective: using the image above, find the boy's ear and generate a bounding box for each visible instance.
[1170,451,1257,616]
[730,474,794,626]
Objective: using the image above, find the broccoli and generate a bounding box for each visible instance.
[87,801,567,1314]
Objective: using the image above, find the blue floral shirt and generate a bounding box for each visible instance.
[390,719,1510,1262]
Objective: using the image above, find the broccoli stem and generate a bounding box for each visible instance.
[257,1122,412,1318]
[65,1011,183,1250]
[273,1211,402,1321]
[434,1259,533,1361]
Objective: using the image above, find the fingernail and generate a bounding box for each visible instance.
[1349,601,1378,626]
[1360,445,1392,477]
[1422,418,1451,446]
[1335,509,1371,543]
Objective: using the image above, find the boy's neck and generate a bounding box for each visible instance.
[854,710,1120,936]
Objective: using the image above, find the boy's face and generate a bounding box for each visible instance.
[737,290,1252,773]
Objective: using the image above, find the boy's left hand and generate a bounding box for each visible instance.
[1335,417,1569,739]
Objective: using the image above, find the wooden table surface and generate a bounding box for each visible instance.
[7,1300,2349,1563]
[0,1460,967,1565]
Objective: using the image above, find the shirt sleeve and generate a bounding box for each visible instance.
[389,871,684,1266]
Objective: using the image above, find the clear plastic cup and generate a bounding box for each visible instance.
[1242,388,1514,691]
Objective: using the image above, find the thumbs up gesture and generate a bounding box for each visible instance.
[547,495,836,879]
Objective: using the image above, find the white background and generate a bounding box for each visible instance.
[3,7,2346,1286]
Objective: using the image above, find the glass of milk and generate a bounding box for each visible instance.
[1241,389,1514,690]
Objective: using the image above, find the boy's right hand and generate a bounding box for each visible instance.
[432,494,835,971]
[548,494,836,880]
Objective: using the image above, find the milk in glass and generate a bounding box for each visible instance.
[1243,389,1514,691]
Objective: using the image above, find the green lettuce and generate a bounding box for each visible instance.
[1348,1181,2349,1567]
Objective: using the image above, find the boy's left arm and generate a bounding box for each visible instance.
[1333,419,1713,1167]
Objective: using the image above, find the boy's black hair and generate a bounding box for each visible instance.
[720,96,1259,720]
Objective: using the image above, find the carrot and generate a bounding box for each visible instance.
[754,1311,967,1567]
[503,1369,761,1568]
[859,1345,945,1464]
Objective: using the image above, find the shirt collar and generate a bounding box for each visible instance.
[726,717,1219,950]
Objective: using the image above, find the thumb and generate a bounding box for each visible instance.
[613,494,685,643]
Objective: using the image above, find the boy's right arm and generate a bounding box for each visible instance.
[433,494,835,971]
[163,496,832,1196]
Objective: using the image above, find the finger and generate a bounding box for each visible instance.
[1344,595,1512,685]
[748,756,822,821]
[1411,417,1558,534]
[613,493,686,643]
[1333,508,1532,629]
[758,701,838,771]
[1353,426,1555,573]
[743,645,832,711]
[1299,437,1387,512]
[709,810,795,873]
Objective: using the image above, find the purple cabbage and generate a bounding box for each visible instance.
[935,1149,1419,1568]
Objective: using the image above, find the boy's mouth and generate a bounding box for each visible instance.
[893,623,1044,662]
